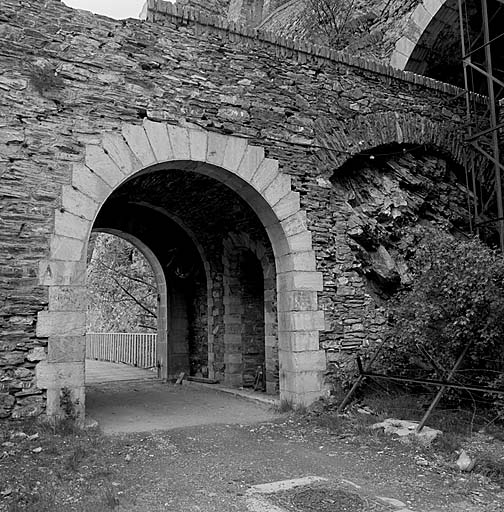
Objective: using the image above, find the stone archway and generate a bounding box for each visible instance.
[390,0,451,71]
[89,228,169,377]
[222,232,277,392]
[35,121,326,419]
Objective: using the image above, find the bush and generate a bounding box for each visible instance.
[376,228,504,414]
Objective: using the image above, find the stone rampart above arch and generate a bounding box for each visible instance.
[315,111,466,173]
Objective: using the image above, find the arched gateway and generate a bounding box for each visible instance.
[35,120,326,419]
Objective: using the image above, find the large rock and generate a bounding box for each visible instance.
[371,418,442,446]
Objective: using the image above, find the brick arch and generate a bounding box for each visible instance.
[390,0,454,72]
[36,120,326,419]
[222,232,278,392]
[323,112,466,171]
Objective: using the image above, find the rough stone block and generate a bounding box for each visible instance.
[189,128,208,162]
[61,185,99,221]
[85,144,124,187]
[278,290,318,312]
[279,350,326,373]
[50,235,84,261]
[278,271,324,292]
[48,336,86,363]
[278,331,319,352]
[54,210,90,241]
[280,389,325,407]
[280,369,324,394]
[143,120,173,162]
[122,123,157,166]
[39,260,86,286]
[222,135,248,171]
[50,235,85,262]
[49,286,86,311]
[285,231,313,254]
[36,311,86,338]
[278,311,325,331]
[167,125,190,160]
[72,164,111,204]
[102,132,141,175]
[35,361,85,390]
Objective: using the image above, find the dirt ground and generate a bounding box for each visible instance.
[2,380,504,512]
[85,380,276,433]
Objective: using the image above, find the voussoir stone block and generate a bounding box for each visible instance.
[167,125,190,160]
[122,124,156,166]
[84,145,124,187]
[189,128,208,162]
[250,158,279,192]
[61,185,99,221]
[411,4,431,31]
[423,0,443,16]
[143,120,173,162]
[36,311,86,338]
[72,164,111,204]
[102,132,142,176]
[222,135,248,171]
[281,211,307,237]
[54,210,90,241]
[50,235,85,262]
[206,131,229,167]
[273,191,301,221]
[264,173,292,206]
[236,145,265,182]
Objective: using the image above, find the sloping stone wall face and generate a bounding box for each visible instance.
[0,0,471,419]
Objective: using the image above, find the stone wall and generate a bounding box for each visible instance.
[0,0,471,419]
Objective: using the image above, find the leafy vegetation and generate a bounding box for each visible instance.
[87,233,158,333]
[375,228,504,415]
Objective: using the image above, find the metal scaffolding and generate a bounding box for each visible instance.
[459,0,504,249]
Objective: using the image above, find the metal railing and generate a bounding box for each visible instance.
[86,332,157,369]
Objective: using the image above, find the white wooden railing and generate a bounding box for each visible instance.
[86,333,157,369]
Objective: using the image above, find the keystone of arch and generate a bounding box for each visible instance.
[37,120,327,413]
